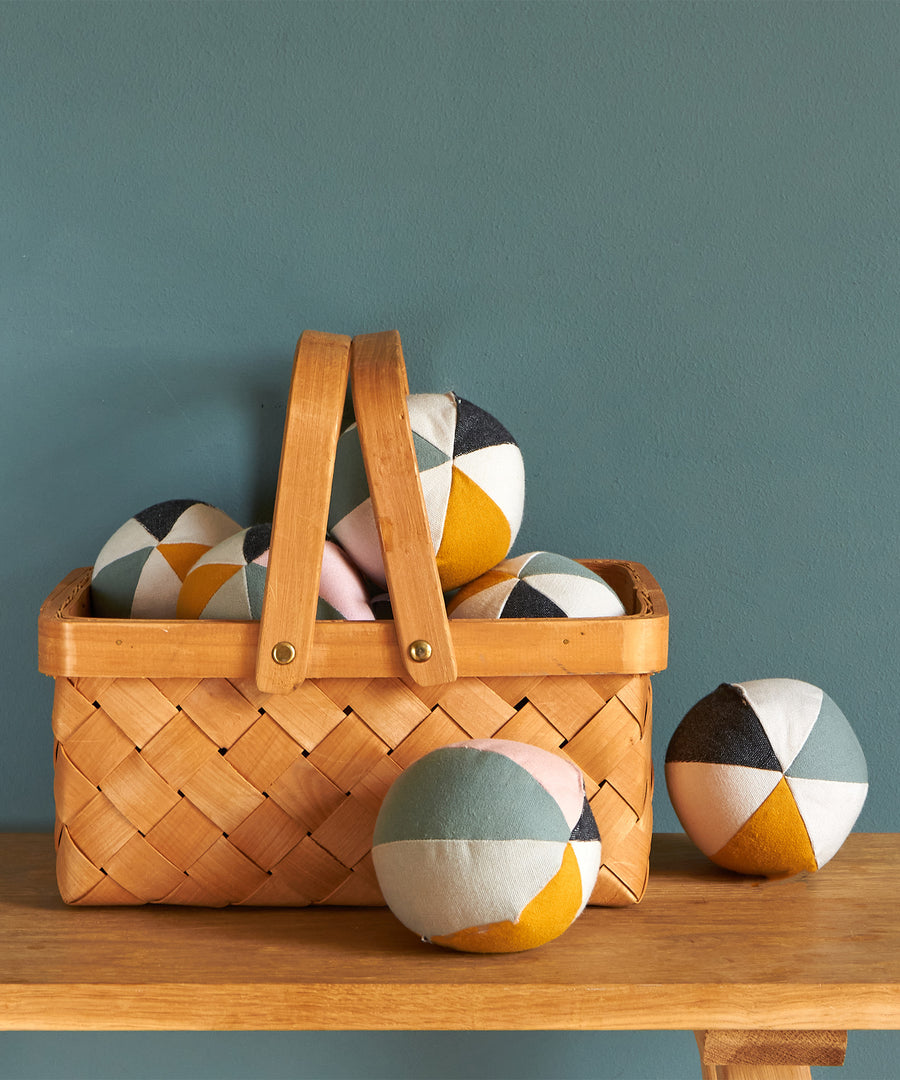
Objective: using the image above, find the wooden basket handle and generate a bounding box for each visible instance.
[256,328,457,693]
[351,331,457,686]
[256,331,352,693]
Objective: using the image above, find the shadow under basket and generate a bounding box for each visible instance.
[38,330,668,908]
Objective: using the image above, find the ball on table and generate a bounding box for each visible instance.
[447,551,626,619]
[373,739,601,953]
[176,527,374,621]
[90,499,242,618]
[665,679,868,877]
[328,393,525,592]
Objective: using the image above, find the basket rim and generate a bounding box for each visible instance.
[38,558,668,682]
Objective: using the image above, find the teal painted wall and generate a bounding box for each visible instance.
[2,2,897,1076]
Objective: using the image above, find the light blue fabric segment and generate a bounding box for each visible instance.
[412,430,451,473]
[786,693,868,783]
[244,562,267,620]
[374,747,571,845]
[90,547,153,616]
[316,596,345,620]
[327,424,370,528]
[200,568,249,619]
[519,551,599,581]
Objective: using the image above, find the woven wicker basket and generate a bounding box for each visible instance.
[39,330,668,908]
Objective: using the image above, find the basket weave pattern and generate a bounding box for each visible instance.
[53,669,652,907]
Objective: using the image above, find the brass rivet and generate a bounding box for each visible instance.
[272,641,296,665]
[408,639,433,663]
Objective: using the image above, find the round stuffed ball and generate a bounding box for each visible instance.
[665,678,868,878]
[373,739,601,953]
[91,499,242,618]
[447,551,626,619]
[176,527,374,621]
[328,392,525,592]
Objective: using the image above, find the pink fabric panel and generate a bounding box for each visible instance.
[320,540,375,620]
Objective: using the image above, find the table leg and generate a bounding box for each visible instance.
[695,1030,847,1079]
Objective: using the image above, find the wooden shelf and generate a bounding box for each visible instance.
[2,832,897,1041]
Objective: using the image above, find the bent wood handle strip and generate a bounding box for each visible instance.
[256,331,352,693]
[351,331,458,686]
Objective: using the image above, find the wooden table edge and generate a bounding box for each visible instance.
[1,983,898,1033]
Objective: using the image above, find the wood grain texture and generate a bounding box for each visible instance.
[2,833,897,1032]
[256,330,351,693]
[707,1068,812,1080]
[38,559,668,680]
[50,669,653,907]
[696,1029,846,1066]
[350,330,457,686]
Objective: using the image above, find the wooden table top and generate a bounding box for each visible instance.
[2,832,897,1032]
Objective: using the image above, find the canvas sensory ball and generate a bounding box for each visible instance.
[372,739,602,953]
[91,499,242,618]
[447,551,626,619]
[666,679,868,877]
[328,392,525,592]
[176,527,374,621]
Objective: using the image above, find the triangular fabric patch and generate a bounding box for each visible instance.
[711,776,818,876]
[316,597,343,620]
[786,775,868,868]
[665,761,783,857]
[164,502,238,545]
[176,562,242,619]
[194,527,248,568]
[518,552,598,581]
[130,548,182,618]
[451,443,525,537]
[327,425,369,530]
[157,542,210,582]
[501,580,567,619]
[786,694,868,784]
[242,523,271,564]
[735,679,823,773]
[452,396,517,456]
[417,460,454,555]
[412,431,452,473]
[407,393,457,458]
[447,576,518,619]
[329,497,384,585]
[665,684,783,770]
[244,562,268,620]
[200,566,251,620]
[435,467,511,592]
[571,837,603,908]
[90,547,154,617]
[92,516,156,575]
[519,572,624,618]
[134,499,201,541]
[569,795,600,841]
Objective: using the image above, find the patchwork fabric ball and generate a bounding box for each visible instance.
[447,551,626,619]
[666,679,868,877]
[177,528,374,621]
[91,500,242,618]
[373,739,601,953]
[328,393,525,592]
